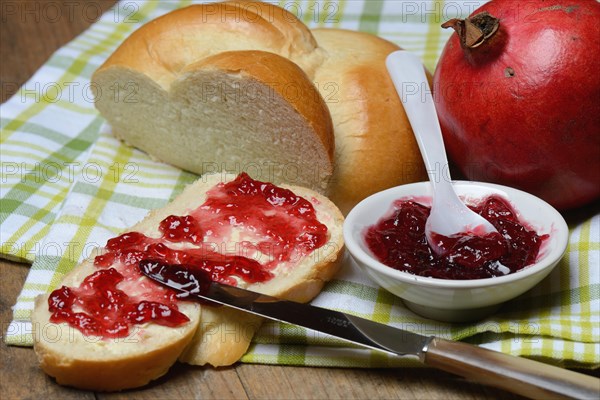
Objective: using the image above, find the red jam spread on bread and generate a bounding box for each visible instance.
[48,173,329,338]
[48,268,189,338]
[365,195,545,280]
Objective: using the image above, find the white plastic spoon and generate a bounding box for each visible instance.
[385,50,498,255]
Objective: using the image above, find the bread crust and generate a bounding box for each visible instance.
[32,173,344,388]
[311,28,428,214]
[95,1,324,88]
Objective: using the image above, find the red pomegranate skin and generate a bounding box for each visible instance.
[433,0,600,210]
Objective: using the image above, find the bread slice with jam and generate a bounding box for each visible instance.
[32,173,344,391]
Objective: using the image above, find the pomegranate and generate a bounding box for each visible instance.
[433,0,600,210]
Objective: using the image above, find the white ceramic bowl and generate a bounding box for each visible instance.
[343,181,569,322]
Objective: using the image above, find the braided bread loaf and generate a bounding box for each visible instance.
[92,0,426,214]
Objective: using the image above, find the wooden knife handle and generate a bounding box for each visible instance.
[422,338,599,399]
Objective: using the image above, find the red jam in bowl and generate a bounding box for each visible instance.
[49,173,328,338]
[364,195,546,280]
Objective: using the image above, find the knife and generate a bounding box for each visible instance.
[139,260,599,400]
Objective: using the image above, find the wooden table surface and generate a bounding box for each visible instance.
[0,2,596,399]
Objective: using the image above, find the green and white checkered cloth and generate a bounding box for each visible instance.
[1,0,598,369]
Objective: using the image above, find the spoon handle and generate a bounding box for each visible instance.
[385,51,451,195]
[386,50,498,242]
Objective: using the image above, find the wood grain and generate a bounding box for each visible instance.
[0,2,594,399]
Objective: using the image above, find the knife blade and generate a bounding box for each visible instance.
[139,260,599,400]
